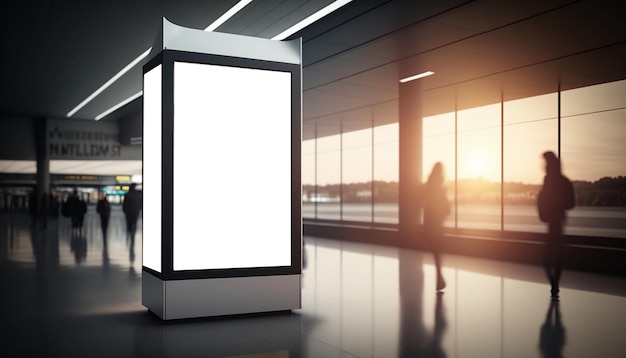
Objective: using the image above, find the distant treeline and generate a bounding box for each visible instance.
[574,176,626,206]
[304,176,626,207]
[303,181,398,203]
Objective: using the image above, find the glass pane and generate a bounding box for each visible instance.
[503,93,557,233]
[423,113,455,227]
[342,128,372,222]
[374,123,399,224]
[457,104,501,230]
[561,80,626,238]
[316,135,341,220]
[302,139,315,219]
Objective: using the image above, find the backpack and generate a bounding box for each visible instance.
[562,176,575,210]
[537,175,575,223]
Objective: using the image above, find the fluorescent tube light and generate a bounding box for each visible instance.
[69,1,252,119]
[66,48,152,118]
[204,0,253,31]
[95,91,143,121]
[399,71,435,83]
[271,0,353,40]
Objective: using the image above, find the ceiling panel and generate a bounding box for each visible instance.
[1,0,625,147]
[227,0,335,38]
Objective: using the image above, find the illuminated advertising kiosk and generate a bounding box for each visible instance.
[142,18,302,320]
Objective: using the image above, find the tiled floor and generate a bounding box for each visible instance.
[1,206,625,357]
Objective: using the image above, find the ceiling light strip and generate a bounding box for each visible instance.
[271,0,353,40]
[66,48,152,118]
[399,71,435,83]
[204,0,253,31]
[69,1,254,120]
[95,91,143,121]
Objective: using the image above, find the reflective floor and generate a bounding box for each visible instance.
[1,207,626,357]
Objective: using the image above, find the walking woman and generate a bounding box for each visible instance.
[423,162,450,292]
[537,151,575,300]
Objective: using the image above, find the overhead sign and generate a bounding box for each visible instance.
[47,118,141,160]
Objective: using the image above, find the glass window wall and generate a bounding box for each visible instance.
[456,104,501,230]
[374,123,399,224]
[423,113,455,227]
[305,79,625,239]
[561,80,626,238]
[316,135,341,220]
[342,128,372,222]
[302,139,316,219]
[503,93,558,233]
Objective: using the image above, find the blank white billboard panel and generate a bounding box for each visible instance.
[172,62,292,271]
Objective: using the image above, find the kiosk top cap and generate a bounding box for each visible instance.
[148,17,302,65]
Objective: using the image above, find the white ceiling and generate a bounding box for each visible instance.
[1,0,625,176]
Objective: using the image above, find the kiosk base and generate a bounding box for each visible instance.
[142,270,301,320]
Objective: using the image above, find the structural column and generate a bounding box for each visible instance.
[398,80,423,244]
[34,117,49,209]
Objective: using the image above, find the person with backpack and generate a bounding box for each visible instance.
[537,151,575,300]
[123,184,142,242]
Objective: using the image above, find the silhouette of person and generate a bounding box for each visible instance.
[539,301,566,357]
[96,192,111,238]
[64,190,86,234]
[123,184,142,241]
[76,194,87,232]
[423,162,450,292]
[537,151,575,300]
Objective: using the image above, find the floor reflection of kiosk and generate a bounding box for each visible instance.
[142,19,302,320]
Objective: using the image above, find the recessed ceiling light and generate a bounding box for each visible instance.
[271,0,353,40]
[69,1,253,120]
[95,91,143,121]
[66,48,152,118]
[204,0,253,31]
[399,71,435,83]
[76,0,349,120]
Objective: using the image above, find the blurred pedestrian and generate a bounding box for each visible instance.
[423,162,450,292]
[537,151,575,300]
[96,192,111,238]
[123,184,142,241]
[63,190,87,234]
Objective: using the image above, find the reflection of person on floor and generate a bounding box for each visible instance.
[399,250,448,357]
[70,230,87,265]
[423,162,450,291]
[427,293,447,357]
[539,301,566,358]
[537,151,575,300]
[96,192,111,238]
[122,184,142,241]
